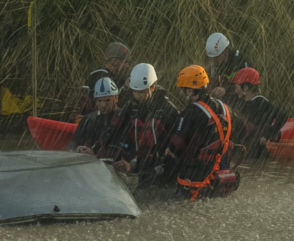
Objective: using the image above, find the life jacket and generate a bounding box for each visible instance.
[177,100,234,201]
[129,108,166,151]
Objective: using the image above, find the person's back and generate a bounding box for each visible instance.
[166,65,244,201]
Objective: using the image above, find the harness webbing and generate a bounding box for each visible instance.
[134,118,139,151]
[151,118,158,145]
[193,102,212,119]
[177,101,232,201]
[134,117,158,151]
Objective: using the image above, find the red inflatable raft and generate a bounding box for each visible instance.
[27,116,294,157]
[266,140,294,159]
[27,116,78,150]
[280,118,294,140]
[266,118,294,159]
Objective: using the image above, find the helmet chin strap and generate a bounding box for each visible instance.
[182,88,190,103]
[148,88,152,97]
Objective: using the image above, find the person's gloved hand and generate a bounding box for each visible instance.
[260,137,268,145]
[76,146,94,155]
[112,159,131,173]
[165,148,177,159]
[211,87,226,98]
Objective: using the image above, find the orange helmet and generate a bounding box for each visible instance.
[177,65,209,89]
[232,68,260,85]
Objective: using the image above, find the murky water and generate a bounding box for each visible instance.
[1,131,294,240]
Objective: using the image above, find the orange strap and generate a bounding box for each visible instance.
[198,101,231,143]
[177,101,232,201]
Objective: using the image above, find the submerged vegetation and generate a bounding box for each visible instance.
[1,0,294,117]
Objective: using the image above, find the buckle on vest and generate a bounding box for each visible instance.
[183,179,192,190]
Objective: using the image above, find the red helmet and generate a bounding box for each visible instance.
[232,68,260,85]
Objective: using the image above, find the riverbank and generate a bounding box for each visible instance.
[0,129,39,151]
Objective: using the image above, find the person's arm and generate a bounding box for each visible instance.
[162,100,180,135]
[169,107,202,157]
[106,105,136,173]
[230,109,248,144]
[263,104,288,141]
[67,115,89,151]
[245,98,287,143]
[76,145,94,155]
[166,107,208,183]
[98,103,135,161]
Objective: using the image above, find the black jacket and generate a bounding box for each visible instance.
[169,95,246,181]
[67,110,116,151]
[241,95,288,157]
[112,86,179,171]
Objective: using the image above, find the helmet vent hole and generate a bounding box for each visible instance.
[193,81,197,85]
[143,81,148,85]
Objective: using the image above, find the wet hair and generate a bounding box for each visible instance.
[182,87,207,98]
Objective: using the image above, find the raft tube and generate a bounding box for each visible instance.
[280,118,294,140]
[27,116,78,150]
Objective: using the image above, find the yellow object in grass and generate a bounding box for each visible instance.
[0,86,39,115]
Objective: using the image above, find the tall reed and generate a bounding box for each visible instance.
[1,0,294,114]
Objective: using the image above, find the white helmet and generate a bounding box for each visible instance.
[129,63,157,90]
[206,32,230,57]
[94,77,118,98]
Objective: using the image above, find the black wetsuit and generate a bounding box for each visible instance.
[240,95,288,158]
[67,110,116,151]
[112,86,179,186]
[169,95,245,182]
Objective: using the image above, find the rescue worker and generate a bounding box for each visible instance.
[232,67,288,158]
[77,42,132,118]
[67,77,119,154]
[205,32,250,108]
[111,63,179,187]
[166,65,245,201]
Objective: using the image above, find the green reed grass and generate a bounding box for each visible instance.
[1,0,294,115]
